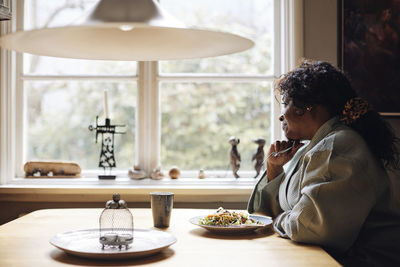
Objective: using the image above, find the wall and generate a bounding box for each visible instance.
[304,0,338,64]
[304,0,400,211]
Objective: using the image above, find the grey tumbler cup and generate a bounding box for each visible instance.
[150,192,174,228]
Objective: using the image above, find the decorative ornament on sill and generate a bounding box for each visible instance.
[24,161,81,178]
[88,90,126,179]
[252,138,266,178]
[150,166,165,180]
[128,165,147,180]
[229,136,241,178]
[99,194,134,250]
[168,166,180,179]
[198,169,206,179]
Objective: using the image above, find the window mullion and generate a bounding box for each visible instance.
[271,0,282,143]
[137,61,160,175]
[0,26,14,184]
[15,0,25,177]
[271,0,304,143]
[0,0,20,183]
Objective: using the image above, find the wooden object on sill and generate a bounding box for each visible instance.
[168,166,180,179]
[24,161,81,178]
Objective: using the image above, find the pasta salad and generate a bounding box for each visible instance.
[199,207,262,226]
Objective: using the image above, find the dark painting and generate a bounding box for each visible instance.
[341,0,400,115]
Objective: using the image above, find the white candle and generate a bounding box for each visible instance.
[104,89,109,119]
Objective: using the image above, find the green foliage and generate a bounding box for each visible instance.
[26,81,136,169]
[161,82,271,171]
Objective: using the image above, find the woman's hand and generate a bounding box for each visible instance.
[266,140,304,181]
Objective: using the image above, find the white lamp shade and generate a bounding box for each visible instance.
[0,0,254,61]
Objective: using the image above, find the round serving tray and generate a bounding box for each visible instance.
[50,228,176,260]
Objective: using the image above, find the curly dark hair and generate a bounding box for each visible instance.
[275,59,399,169]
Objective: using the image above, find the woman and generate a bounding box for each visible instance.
[248,60,400,266]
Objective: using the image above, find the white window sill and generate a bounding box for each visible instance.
[0,174,258,203]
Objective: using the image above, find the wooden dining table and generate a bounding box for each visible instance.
[0,208,340,266]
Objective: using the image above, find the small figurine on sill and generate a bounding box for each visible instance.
[198,169,206,179]
[252,138,266,178]
[229,136,241,178]
[150,166,165,180]
[128,165,147,180]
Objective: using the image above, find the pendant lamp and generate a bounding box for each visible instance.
[0,0,254,61]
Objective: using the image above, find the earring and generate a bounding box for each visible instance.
[279,115,284,121]
[306,106,312,111]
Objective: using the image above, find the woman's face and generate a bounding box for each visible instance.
[280,97,307,140]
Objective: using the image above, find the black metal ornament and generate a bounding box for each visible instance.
[89,116,126,179]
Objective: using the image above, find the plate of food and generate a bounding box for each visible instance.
[189,207,272,234]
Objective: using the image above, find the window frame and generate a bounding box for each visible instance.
[1,0,303,187]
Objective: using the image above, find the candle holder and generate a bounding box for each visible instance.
[89,116,126,179]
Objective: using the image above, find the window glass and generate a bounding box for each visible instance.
[159,0,274,74]
[25,81,136,170]
[23,0,137,75]
[20,0,276,177]
[160,82,271,176]
[23,55,138,76]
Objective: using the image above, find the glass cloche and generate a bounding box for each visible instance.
[99,194,134,249]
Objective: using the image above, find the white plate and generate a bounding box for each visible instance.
[189,214,272,234]
[50,229,176,260]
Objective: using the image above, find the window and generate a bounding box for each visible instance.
[22,0,137,172]
[1,0,302,184]
[159,0,274,173]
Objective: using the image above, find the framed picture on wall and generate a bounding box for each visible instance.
[339,0,400,116]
